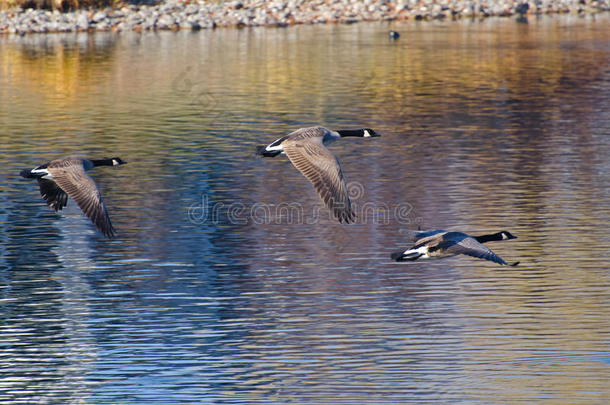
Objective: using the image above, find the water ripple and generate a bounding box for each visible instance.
[0,14,609,404]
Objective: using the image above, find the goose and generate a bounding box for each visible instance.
[388,30,400,40]
[391,230,518,265]
[20,157,127,238]
[256,126,381,223]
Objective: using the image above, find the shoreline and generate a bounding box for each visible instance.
[1,0,609,36]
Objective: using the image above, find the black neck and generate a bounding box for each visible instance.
[90,158,115,167]
[337,129,365,137]
[474,232,504,243]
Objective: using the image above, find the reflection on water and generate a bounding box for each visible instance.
[1,14,609,403]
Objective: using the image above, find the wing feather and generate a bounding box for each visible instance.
[49,165,116,237]
[37,178,69,211]
[439,234,507,265]
[412,230,448,245]
[283,138,355,223]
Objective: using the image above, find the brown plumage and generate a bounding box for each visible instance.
[391,230,518,265]
[257,126,381,223]
[21,156,126,238]
[283,138,354,223]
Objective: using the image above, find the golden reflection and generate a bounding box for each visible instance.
[0,14,609,402]
[0,34,117,108]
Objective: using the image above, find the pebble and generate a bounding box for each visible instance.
[92,11,107,22]
[0,0,608,35]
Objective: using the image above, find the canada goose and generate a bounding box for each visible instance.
[388,31,400,40]
[256,126,381,223]
[20,157,127,237]
[391,230,518,265]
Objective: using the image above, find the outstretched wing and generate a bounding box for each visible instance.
[50,166,116,238]
[440,234,508,265]
[37,178,69,212]
[283,138,355,223]
[411,229,447,244]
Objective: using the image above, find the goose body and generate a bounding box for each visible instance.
[20,157,126,237]
[256,126,380,223]
[391,230,517,265]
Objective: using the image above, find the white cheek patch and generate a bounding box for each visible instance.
[363,130,371,137]
[112,159,119,166]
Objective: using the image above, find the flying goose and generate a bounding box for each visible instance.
[20,157,127,237]
[256,126,381,223]
[391,230,518,265]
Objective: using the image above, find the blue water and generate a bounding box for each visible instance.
[1,14,609,404]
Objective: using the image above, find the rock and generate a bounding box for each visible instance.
[197,18,216,29]
[75,13,88,29]
[157,13,175,28]
[92,11,107,22]
[185,4,199,15]
[142,17,156,30]
[0,0,605,35]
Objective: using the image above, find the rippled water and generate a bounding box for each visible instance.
[1,14,609,404]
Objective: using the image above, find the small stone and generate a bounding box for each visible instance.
[75,13,88,29]
[157,14,175,28]
[197,18,216,29]
[185,4,199,15]
[92,11,107,22]
[143,17,157,30]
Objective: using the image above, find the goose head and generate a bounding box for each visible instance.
[110,157,127,166]
[336,128,381,138]
[499,231,517,240]
[362,128,381,138]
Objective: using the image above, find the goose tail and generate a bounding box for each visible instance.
[20,169,37,179]
[256,145,281,157]
[391,249,423,262]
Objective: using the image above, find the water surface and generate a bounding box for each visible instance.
[1,14,609,404]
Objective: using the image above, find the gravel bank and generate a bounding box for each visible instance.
[1,0,609,35]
